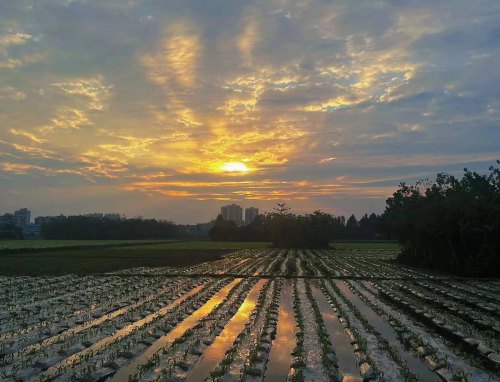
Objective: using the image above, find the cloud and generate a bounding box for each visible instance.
[0,32,35,52]
[0,86,26,101]
[140,20,202,89]
[1,0,499,222]
[51,77,113,111]
[41,108,93,132]
[0,32,42,68]
[9,129,45,144]
[237,7,261,65]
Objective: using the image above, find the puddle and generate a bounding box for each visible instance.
[109,278,242,382]
[310,282,362,382]
[184,278,268,381]
[265,279,296,381]
[335,280,441,382]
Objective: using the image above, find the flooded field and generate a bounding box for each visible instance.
[1,248,499,381]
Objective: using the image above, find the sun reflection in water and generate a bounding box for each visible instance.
[185,279,268,381]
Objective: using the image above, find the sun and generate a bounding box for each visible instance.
[221,162,250,173]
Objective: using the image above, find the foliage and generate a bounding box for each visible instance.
[209,205,384,248]
[383,162,500,276]
[0,223,22,239]
[41,216,179,240]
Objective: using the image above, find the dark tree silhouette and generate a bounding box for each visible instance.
[41,216,179,239]
[383,162,500,276]
[209,203,385,248]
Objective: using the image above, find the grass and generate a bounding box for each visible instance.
[0,240,271,276]
[0,239,174,250]
[0,239,271,251]
[0,247,228,276]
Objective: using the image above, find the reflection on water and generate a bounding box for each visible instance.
[20,283,178,357]
[265,279,295,382]
[310,282,362,382]
[335,280,441,382]
[342,376,365,382]
[185,278,268,382]
[43,283,207,379]
[108,279,242,382]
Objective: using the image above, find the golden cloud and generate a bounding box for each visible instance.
[51,77,113,111]
[140,20,202,89]
[41,108,93,132]
[237,8,261,65]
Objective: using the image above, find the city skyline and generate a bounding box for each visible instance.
[1,1,499,224]
[1,204,264,226]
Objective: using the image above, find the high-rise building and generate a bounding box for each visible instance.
[245,207,259,225]
[221,204,243,224]
[13,208,31,227]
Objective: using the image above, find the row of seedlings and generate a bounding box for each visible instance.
[112,249,253,276]
[303,281,342,381]
[129,278,261,381]
[208,278,282,380]
[321,279,421,381]
[318,279,381,381]
[288,279,342,381]
[351,280,497,382]
[375,281,500,374]
[386,281,499,351]
[1,278,187,358]
[24,278,226,382]
[1,278,199,378]
[0,274,170,351]
[416,281,500,327]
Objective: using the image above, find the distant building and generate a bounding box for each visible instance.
[13,208,31,227]
[221,204,243,225]
[245,207,259,225]
[22,224,41,237]
[0,208,32,227]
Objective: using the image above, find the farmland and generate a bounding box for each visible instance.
[0,241,271,276]
[0,240,271,252]
[0,240,173,251]
[1,247,499,381]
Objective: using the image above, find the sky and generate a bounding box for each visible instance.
[1,0,499,224]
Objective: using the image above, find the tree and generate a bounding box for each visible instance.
[209,215,240,241]
[41,216,179,239]
[345,214,358,239]
[383,162,500,276]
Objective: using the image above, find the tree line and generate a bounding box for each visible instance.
[0,224,22,239]
[41,216,179,240]
[384,162,500,276]
[209,203,384,248]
